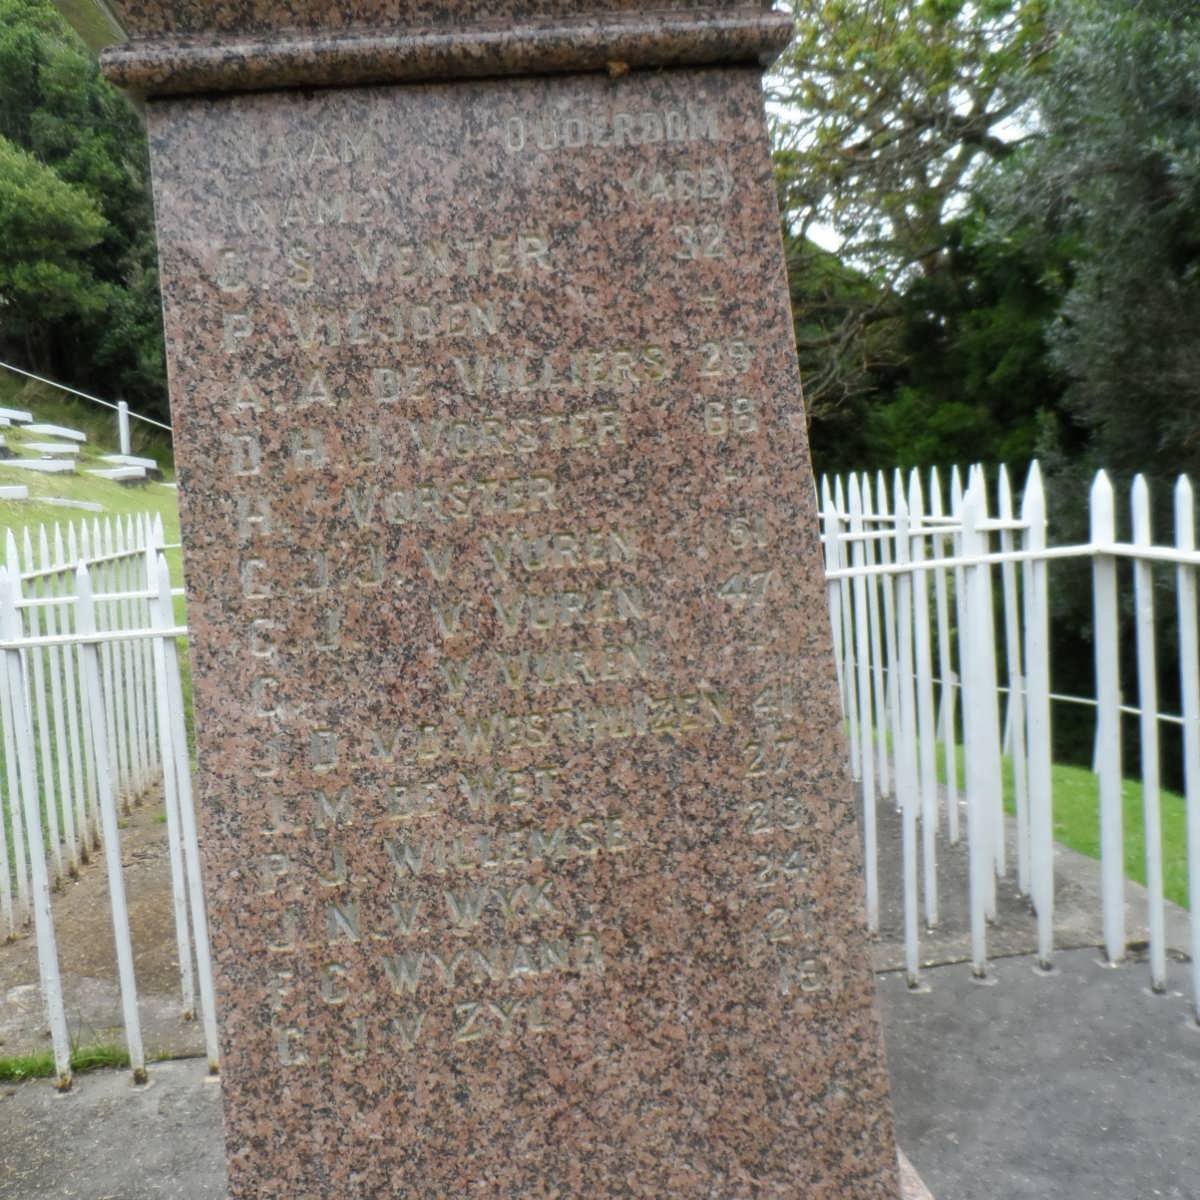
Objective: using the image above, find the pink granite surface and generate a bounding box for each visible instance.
[104,0,777,38]
[147,54,900,1200]
[102,10,794,96]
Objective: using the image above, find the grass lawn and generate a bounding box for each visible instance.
[933,741,1192,909]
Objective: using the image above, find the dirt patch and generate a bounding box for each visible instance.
[0,793,206,1061]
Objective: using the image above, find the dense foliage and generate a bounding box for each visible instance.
[1002,0,1200,482]
[775,0,1200,487]
[0,0,166,417]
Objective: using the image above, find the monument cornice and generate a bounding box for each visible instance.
[98,8,794,97]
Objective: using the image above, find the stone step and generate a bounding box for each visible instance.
[100,452,157,470]
[24,441,82,457]
[0,406,33,424]
[43,497,103,512]
[0,485,30,500]
[23,422,86,443]
[2,458,76,474]
[86,466,147,484]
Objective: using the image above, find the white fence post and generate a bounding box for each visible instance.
[1091,470,1125,966]
[893,489,921,986]
[999,466,1030,896]
[1022,463,1055,970]
[1,568,72,1088]
[22,529,63,887]
[848,476,879,931]
[909,470,938,928]
[877,471,903,802]
[862,474,892,801]
[1131,476,1166,992]
[1174,475,1200,1022]
[76,563,148,1084]
[152,553,220,1073]
[929,466,960,844]
[960,477,1001,976]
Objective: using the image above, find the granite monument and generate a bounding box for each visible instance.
[61,3,918,1196]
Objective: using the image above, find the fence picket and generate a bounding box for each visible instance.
[960,478,999,975]
[908,470,938,928]
[848,476,879,931]
[152,553,220,1072]
[40,525,78,878]
[1131,476,1166,991]
[75,562,147,1084]
[894,490,921,985]
[1,568,71,1087]
[1021,463,1054,969]
[929,467,960,843]
[998,466,1030,896]
[862,474,892,801]
[1091,470,1125,965]
[1174,476,1200,1022]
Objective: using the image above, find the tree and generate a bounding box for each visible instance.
[0,0,166,416]
[770,0,1049,422]
[1000,0,1200,479]
[0,137,107,332]
[863,200,1076,468]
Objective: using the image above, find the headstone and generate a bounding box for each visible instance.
[3,459,75,474]
[86,466,148,484]
[69,3,911,1197]
[23,423,87,442]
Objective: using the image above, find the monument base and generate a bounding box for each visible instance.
[899,1150,935,1199]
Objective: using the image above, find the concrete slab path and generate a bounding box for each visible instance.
[3,947,1197,1199]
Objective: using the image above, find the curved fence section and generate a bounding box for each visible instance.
[821,462,1200,1020]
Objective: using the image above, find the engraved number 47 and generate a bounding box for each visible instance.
[717,570,772,606]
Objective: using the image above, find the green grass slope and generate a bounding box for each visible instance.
[0,375,179,555]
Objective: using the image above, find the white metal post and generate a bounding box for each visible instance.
[39,526,78,877]
[144,541,197,1022]
[75,563,147,1083]
[961,480,993,976]
[908,470,938,928]
[1131,476,1166,991]
[970,466,1004,895]
[848,477,879,931]
[1091,470,1125,965]
[877,471,902,799]
[153,554,220,1073]
[0,569,72,1088]
[862,475,892,801]
[821,477,847,721]
[930,467,959,843]
[999,466,1030,895]
[21,530,62,886]
[894,491,921,986]
[1174,475,1200,1021]
[1022,464,1054,969]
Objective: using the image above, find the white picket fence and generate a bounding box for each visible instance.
[0,516,216,1089]
[4,461,1200,1089]
[821,461,1200,1018]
